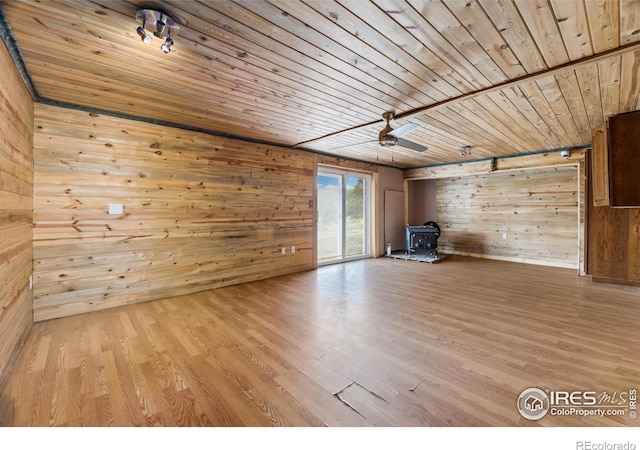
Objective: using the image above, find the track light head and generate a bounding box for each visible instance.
[161,37,174,54]
[136,26,152,44]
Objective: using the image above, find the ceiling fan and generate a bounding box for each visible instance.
[325,111,427,156]
[377,112,427,152]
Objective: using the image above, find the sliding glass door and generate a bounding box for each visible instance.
[317,168,370,264]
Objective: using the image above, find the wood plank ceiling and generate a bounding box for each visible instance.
[2,0,640,168]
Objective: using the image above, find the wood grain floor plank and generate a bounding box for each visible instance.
[2,256,639,426]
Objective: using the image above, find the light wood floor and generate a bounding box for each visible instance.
[1,256,639,426]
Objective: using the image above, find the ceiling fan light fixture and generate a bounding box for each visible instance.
[379,112,397,147]
[379,134,398,147]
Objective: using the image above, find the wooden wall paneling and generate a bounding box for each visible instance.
[404,150,586,181]
[578,160,586,275]
[0,39,34,392]
[405,160,493,181]
[495,150,585,171]
[33,104,315,321]
[315,155,379,174]
[628,209,640,281]
[435,166,580,268]
[606,207,629,278]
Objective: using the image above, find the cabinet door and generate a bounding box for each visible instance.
[609,111,640,206]
[591,122,609,207]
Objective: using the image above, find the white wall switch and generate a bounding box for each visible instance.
[502,233,508,240]
[109,203,123,215]
[291,245,296,254]
[281,247,286,255]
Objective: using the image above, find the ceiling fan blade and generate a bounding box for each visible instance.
[389,122,419,138]
[397,138,428,152]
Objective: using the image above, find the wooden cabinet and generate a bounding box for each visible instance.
[591,122,609,206]
[591,110,640,207]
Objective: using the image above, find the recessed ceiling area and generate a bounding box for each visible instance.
[1,0,639,168]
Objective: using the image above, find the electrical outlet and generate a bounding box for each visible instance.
[109,203,123,215]
[291,245,296,254]
[502,233,508,240]
[281,247,286,255]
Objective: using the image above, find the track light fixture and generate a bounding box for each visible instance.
[136,25,152,44]
[135,9,179,54]
[161,36,174,54]
[459,145,472,157]
[154,16,166,38]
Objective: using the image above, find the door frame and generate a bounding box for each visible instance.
[316,165,373,266]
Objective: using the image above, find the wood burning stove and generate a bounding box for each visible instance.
[405,222,440,257]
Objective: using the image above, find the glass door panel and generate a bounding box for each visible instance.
[345,175,367,258]
[317,170,369,265]
[317,172,343,263]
